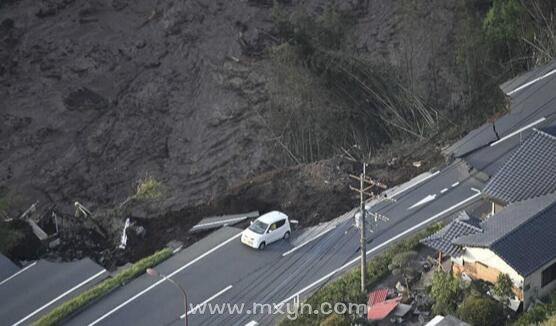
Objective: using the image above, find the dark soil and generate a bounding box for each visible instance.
[109,142,442,268]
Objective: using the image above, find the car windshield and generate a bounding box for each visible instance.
[248,220,268,234]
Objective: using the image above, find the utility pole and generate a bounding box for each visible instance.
[350,163,387,292]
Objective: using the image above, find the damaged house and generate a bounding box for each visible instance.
[422,126,556,309]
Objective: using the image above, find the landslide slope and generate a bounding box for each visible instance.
[0,0,463,216]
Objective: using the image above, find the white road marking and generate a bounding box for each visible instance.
[507,69,556,95]
[408,194,437,210]
[282,227,335,257]
[12,269,106,326]
[471,188,482,194]
[191,217,249,230]
[490,117,546,147]
[88,232,242,326]
[245,321,259,326]
[440,188,448,194]
[180,285,233,318]
[0,261,37,287]
[451,182,459,187]
[172,246,183,254]
[387,171,440,198]
[277,192,481,306]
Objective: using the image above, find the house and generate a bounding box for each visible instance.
[453,193,556,307]
[422,193,556,308]
[482,126,556,214]
[422,125,556,308]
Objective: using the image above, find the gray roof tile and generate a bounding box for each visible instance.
[483,128,556,203]
[421,211,482,256]
[454,193,556,276]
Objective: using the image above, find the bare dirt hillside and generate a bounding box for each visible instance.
[0,0,463,213]
[0,0,464,264]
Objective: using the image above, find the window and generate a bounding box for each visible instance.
[275,219,286,228]
[248,221,268,234]
[541,261,556,287]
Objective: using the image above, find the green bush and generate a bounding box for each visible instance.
[134,175,163,201]
[279,223,442,326]
[539,313,556,326]
[430,271,461,315]
[457,294,505,326]
[513,292,556,326]
[32,248,172,326]
[493,273,514,304]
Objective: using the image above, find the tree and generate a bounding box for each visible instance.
[430,271,461,315]
[482,0,531,71]
[493,273,514,304]
[457,294,505,326]
[388,250,418,294]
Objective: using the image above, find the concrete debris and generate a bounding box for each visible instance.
[134,225,146,238]
[18,201,38,220]
[74,202,93,218]
[27,219,48,241]
[118,218,131,250]
[189,211,259,233]
[48,238,61,248]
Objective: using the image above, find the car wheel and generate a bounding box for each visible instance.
[283,231,290,240]
[258,242,266,250]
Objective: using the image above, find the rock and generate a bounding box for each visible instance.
[134,225,146,237]
[49,238,61,248]
[63,87,110,111]
[166,240,183,252]
[36,8,56,18]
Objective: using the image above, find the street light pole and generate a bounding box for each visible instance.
[146,268,188,326]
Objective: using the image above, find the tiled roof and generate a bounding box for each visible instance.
[368,289,388,306]
[421,211,482,257]
[367,297,401,320]
[542,125,556,137]
[455,193,556,276]
[483,128,556,203]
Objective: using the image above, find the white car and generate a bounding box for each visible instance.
[241,211,291,250]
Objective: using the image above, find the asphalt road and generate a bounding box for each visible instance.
[0,258,106,326]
